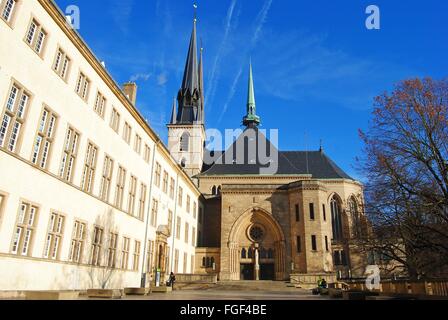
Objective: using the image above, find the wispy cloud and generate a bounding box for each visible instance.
[130,73,152,82]
[109,0,135,34]
[157,72,168,86]
[205,0,240,112]
[219,0,273,123]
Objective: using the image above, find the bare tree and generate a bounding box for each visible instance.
[358,77,448,279]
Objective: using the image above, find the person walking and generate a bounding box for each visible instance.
[169,272,176,290]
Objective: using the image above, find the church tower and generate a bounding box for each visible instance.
[167,17,205,177]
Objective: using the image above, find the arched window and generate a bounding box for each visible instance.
[202,257,206,267]
[248,248,253,259]
[241,248,247,259]
[268,249,274,259]
[180,132,190,152]
[217,186,222,195]
[211,186,217,195]
[206,257,211,268]
[180,158,186,168]
[349,197,362,238]
[211,257,215,267]
[260,248,267,259]
[331,195,344,241]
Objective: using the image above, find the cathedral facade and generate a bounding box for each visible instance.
[167,18,370,282]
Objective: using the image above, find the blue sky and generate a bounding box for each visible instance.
[55,0,448,180]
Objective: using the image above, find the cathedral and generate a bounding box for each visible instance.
[167,18,369,282]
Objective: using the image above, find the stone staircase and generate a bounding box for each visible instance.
[177,280,298,292]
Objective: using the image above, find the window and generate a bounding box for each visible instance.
[180,132,189,152]
[150,198,158,227]
[186,195,191,214]
[121,237,130,269]
[0,83,31,153]
[114,166,126,209]
[183,252,188,273]
[176,217,181,240]
[59,126,80,182]
[127,175,137,215]
[134,134,142,154]
[106,232,118,268]
[191,254,195,274]
[90,226,103,266]
[138,183,147,220]
[192,227,196,246]
[168,210,173,235]
[94,91,106,117]
[144,144,151,163]
[349,197,362,238]
[178,187,183,207]
[331,196,343,241]
[122,122,132,144]
[31,107,57,169]
[169,177,175,199]
[1,0,17,24]
[0,193,6,220]
[185,222,189,244]
[166,246,171,273]
[296,236,301,253]
[199,207,203,224]
[69,220,86,263]
[309,203,315,220]
[154,162,161,187]
[334,250,348,266]
[132,240,141,271]
[322,204,327,221]
[193,202,197,219]
[162,171,168,193]
[295,204,300,222]
[43,212,65,260]
[325,236,329,252]
[174,249,179,273]
[81,142,98,193]
[311,235,317,251]
[110,108,120,133]
[146,240,154,272]
[53,48,71,80]
[25,18,47,55]
[11,201,38,256]
[75,72,90,100]
[99,155,114,202]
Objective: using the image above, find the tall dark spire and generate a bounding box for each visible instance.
[170,98,177,124]
[198,45,204,123]
[176,16,204,125]
[181,19,199,95]
[243,61,261,127]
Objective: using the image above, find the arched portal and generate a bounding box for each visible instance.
[226,207,286,281]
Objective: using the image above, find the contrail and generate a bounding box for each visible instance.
[218,0,273,123]
[206,0,239,111]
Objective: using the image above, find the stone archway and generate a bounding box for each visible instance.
[224,207,286,281]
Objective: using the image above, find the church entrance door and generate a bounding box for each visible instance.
[240,263,254,280]
[260,263,275,280]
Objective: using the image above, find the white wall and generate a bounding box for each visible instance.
[0,0,200,291]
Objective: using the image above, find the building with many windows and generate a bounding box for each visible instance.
[0,0,202,291]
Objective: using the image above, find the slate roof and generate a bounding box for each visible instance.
[198,128,353,180]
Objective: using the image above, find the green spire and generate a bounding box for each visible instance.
[243,61,261,127]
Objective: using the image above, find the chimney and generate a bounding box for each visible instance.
[122,82,137,105]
